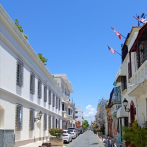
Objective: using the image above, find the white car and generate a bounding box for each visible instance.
[68,128,77,139]
[62,130,72,143]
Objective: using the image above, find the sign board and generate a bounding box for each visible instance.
[0,130,15,147]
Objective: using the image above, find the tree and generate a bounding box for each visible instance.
[82,120,89,130]
[38,53,48,65]
[14,19,28,39]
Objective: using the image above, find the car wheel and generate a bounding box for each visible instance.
[70,138,72,142]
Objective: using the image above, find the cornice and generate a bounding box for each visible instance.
[0,5,61,93]
[0,87,62,118]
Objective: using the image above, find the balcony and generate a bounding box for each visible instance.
[108,87,121,108]
[128,60,147,97]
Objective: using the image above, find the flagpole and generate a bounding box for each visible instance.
[114,50,122,56]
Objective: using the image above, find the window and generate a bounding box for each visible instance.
[75,111,78,113]
[59,98,60,110]
[16,59,23,87]
[121,76,127,91]
[29,109,34,130]
[61,83,64,93]
[75,116,78,118]
[62,103,64,111]
[68,108,70,115]
[53,93,55,107]
[56,96,58,109]
[44,113,47,130]
[44,85,47,102]
[48,115,51,129]
[30,72,35,94]
[15,104,23,131]
[52,116,55,128]
[48,89,51,105]
[38,79,42,98]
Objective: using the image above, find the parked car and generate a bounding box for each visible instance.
[62,130,72,143]
[77,128,81,136]
[78,128,84,134]
[68,128,77,138]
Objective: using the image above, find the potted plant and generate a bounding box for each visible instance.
[49,128,64,146]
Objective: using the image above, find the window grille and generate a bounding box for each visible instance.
[48,115,51,129]
[44,113,47,130]
[15,104,23,131]
[44,85,47,102]
[56,96,58,109]
[16,59,23,87]
[52,116,55,128]
[53,93,55,107]
[30,72,35,94]
[48,89,51,105]
[38,79,42,98]
[29,109,34,130]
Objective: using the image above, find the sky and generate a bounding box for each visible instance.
[1,0,147,123]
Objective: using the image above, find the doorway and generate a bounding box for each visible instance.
[130,101,135,125]
[56,119,57,128]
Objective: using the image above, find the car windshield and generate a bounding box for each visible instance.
[68,129,74,132]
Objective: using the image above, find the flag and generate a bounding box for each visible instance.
[133,16,147,24]
[108,46,115,54]
[111,27,121,39]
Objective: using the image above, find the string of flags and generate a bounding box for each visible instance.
[108,15,147,56]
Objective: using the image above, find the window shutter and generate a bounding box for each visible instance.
[128,62,131,80]
[48,115,51,129]
[44,113,47,130]
[59,99,60,110]
[44,85,47,102]
[16,59,23,87]
[52,116,55,128]
[15,104,23,131]
[30,72,35,94]
[53,93,55,107]
[49,90,51,105]
[59,118,60,129]
[38,80,42,98]
[29,109,34,130]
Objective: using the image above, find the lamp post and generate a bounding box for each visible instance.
[34,111,43,122]
[123,98,136,114]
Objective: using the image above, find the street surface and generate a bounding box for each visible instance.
[65,130,104,147]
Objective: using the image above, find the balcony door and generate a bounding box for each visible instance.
[130,101,135,125]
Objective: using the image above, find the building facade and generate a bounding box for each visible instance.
[75,106,83,126]
[0,5,68,147]
[53,74,76,129]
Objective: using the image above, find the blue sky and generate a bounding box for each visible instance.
[1,0,147,123]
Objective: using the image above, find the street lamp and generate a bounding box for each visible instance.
[34,111,43,122]
[123,98,136,114]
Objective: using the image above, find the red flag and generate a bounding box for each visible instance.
[111,27,121,39]
[108,46,115,54]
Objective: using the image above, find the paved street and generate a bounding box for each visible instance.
[65,130,104,147]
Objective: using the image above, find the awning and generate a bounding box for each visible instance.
[115,64,127,82]
[117,106,128,118]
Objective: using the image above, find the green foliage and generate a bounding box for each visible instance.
[122,120,147,147]
[49,128,64,138]
[82,120,89,130]
[38,53,48,65]
[122,126,132,143]
[14,19,28,39]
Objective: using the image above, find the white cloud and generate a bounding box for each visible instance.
[83,105,97,124]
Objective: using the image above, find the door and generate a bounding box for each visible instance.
[130,101,135,125]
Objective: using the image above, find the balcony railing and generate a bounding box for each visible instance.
[128,60,147,95]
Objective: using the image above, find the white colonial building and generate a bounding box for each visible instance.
[75,106,83,125]
[53,74,76,129]
[0,5,65,147]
